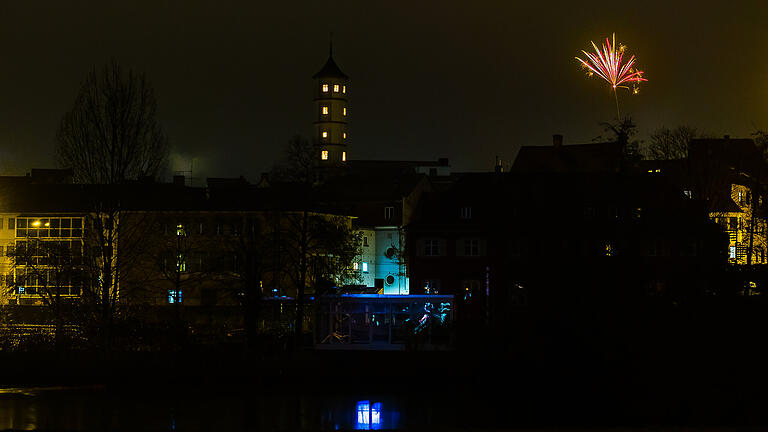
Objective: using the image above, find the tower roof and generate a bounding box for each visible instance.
[313,55,348,79]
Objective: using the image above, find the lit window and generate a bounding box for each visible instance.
[322,131,328,138]
[322,106,328,115]
[176,223,185,237]
[342,151,346,162]
[321,150,328,160]
[343,132,347,140]
[168,289,182,304]
[356,401,382,430]
[342,85,346,93]
[730,246,736,259]
[333,84,339,92]
[177,253,186,272]
[362,262,368,273]
[322,84,328,92]
[343,107,347,116]
[353,262,359,270]
[683,190,692,199]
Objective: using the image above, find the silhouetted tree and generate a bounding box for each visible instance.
[269,135,360,345]
[647,126,697,160]
[598,117,643,162]
[54,61,169,350]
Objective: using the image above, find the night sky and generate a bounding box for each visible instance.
[0,1,765,182]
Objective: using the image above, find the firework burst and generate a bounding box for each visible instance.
[576,33,647,118]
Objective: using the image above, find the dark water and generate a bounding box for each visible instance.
[0,386,409,431]
[0,384,763,431]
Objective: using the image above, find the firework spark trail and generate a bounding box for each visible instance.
[576,33,647,118]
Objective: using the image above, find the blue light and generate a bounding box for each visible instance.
[356,400,370,430]
[355,400,382,430]
[168,289,182,304]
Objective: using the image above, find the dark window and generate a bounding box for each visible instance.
[384,206,394,220]
[8,218,14,230]
[460,207,472,219]
[464,239,480,256]
[424,239,440,256]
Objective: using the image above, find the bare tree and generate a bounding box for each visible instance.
[54,62,169,350]
[647,126,697,160]
[56,61,168,184]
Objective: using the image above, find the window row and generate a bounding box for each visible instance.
[15,217,84,238]
[320,106,347,116]
[9,269,82,296]
[420,239,483,257]
[321,83,346,94]
[162,221,260,237]
[320,131,348,140]
[320,150,346,161]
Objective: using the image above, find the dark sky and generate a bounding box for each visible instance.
[0,1,766,182]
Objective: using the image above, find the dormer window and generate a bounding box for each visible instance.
[322,84,329,93]
[322,106,329,115]
[321,150,328,160]
[333,84,340,92]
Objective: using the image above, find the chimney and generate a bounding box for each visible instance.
[553,134,563,147]
[173,175,185,186]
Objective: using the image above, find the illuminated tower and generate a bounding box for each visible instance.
[313,42,349,165]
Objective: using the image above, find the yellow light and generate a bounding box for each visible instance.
[333,84,339,92]
[343,132,347,139]
[322,131,328,138]
[32,220,40,227]
[44,222,50,227]
[321,150,328,160]
[342,85,346,93]
[322,84,328,92]
[342,151,346,162]
[322,106,328,115]
[343,107,347,116]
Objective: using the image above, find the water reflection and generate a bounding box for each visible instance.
[0,386,403,431]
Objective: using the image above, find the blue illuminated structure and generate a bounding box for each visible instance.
[317,294,454,350]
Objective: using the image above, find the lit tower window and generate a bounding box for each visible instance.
[342,85,346,93]
[322,84,329,92]
[343,107,347,116]
[342,151,346,162]
[322,131,328,138]
[321,150,329,160]
[333,84,339,92]
[343,132,347,140]
[322,106,328,115]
